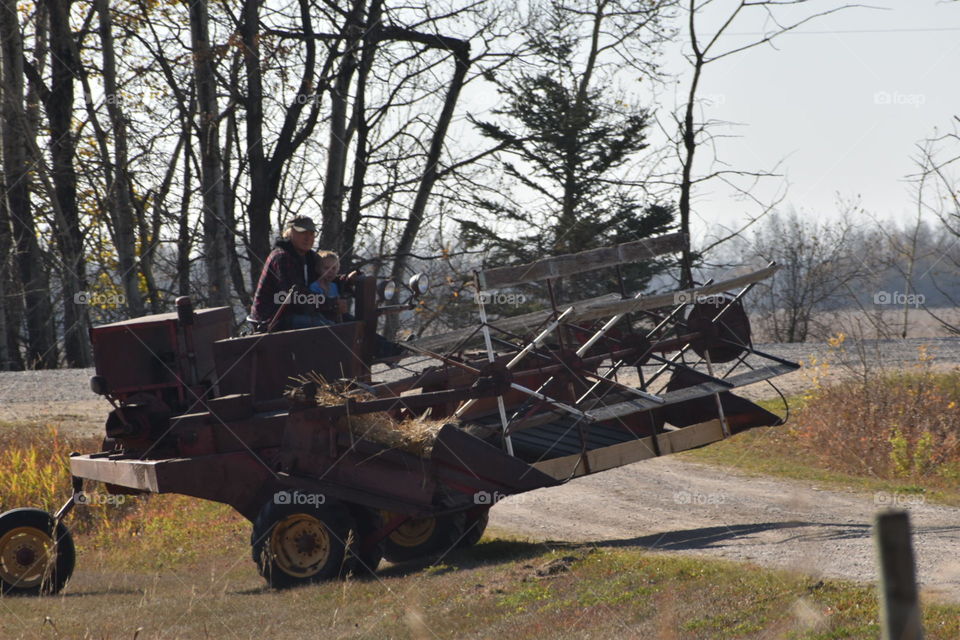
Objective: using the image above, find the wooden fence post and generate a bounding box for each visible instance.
[874,509,924,640]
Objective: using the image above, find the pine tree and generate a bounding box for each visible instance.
[460,2,674,297]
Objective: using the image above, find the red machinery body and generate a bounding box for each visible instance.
[1,236,800,594]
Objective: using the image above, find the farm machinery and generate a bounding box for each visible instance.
[0,232,799,595]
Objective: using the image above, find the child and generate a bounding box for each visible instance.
[309,250,347,321]
[307,251,401,359]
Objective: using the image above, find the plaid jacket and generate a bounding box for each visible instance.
[250,239,317,324]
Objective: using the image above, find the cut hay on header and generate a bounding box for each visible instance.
[285,371,456,457]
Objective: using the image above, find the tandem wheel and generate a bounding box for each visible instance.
[251,497,353,589]
[381,511,467,563]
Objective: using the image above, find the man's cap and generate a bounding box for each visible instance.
[284,216,317,233]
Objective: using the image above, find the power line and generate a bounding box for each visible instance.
[723,26,960,36]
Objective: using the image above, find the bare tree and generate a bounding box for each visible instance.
[189,0,230,305]
[669,0,857,287]
[93,0,145,317]
[236,0,328,283]
[751,209,871,343]
[912,117,960,334]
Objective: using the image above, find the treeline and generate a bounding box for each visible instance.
[0,1,956,369]
[0,0,691,370]
[732,202,960,343]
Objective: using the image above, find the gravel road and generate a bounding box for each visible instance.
[3,337,960,601]
[486,456,960,603]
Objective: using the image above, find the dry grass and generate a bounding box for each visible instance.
[790,339,960,488]
[685,336,960,504]
[3,528,959,639]
[0,425,138,534]
[286,372,455,456]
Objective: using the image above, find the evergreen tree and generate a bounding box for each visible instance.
[460,2,674,297]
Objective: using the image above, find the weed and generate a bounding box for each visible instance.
[796,367,960,483]
[0,425,134,533]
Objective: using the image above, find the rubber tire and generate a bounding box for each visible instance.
[457,508,489,549]
[382,512,466,563]
[346,506,384,576]
[0,508,75,596]
[251,499,353,589]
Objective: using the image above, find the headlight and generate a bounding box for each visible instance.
[408,273,430,296]
[378,280,397,301]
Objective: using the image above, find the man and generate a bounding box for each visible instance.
[249,216,402,358]
[250,216,319,329]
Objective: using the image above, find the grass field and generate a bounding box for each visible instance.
[3,505,959,640]
[1,440,958,640]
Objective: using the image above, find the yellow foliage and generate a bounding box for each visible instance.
[826,332,846,348]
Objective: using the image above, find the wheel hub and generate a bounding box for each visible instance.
[295,531,320,555]
[15,546,37,567]
[0,527,53,588]
[270,514,331,577]
[386,514,436,547]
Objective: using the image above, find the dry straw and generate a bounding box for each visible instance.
[285,372,455,457]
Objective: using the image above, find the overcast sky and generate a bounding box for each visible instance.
[661,0,960,242]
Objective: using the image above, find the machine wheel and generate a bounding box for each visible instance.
[381,511,466,563]
[346,506,384,576]
[251,499,353,589]
[0,508,75,596]
[686,297,751,363]
[457,508,489,549]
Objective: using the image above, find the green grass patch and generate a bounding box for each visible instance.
[5,532,959,639]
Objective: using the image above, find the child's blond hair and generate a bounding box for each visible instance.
[315,250,340,277]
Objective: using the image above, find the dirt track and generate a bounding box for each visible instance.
[3,337,960,602]
[486,455,960,603]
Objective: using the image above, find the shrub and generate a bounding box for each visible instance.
[793,364,960,481]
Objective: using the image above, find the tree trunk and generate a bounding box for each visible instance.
[221,72,251,308]
[46,0,90,366]
[241,0,271,286]
[1,0,59,368]
[0,196,11,369]
[189,0,230,306]
[320,0,365,254]
[178,149,194,298]
[1,249,25,369]
[385,36,470,339]
[0,258,8,370]
[678,60,701,290]
[676,0,704,290]
[96,0,145,317]
[2,282,25,370]
[342,0,382,258]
